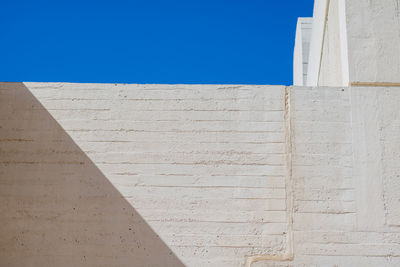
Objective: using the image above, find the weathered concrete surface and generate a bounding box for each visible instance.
[346,0,400,84]
[1,83,400,266]
[351,87,400,228]
[0,82,289,266]
[255,86,400,267]
[0,83,185,267]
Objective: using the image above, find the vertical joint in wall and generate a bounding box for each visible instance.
[244,86,294,266]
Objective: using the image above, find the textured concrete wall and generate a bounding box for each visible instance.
[296,0,349,87]
[255,85,400,267]
[1,82,400,266]
[298,0,400,86]
[346,0,400,84]
[0,82,290,266]
[318,0,343,86]
[351,87,400,229]
[292,86,400,266]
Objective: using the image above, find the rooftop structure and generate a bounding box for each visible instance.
[294,0,400,87]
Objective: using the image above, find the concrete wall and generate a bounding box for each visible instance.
[1,82,400,266]
[0,82,290,266]
[296,0,399,86]
[318,0,343,86]
[290,86,400,266]
[305,0,329,87]
[255,85,400,266]
[295,0,348,87]
[293,18,313,86]
[346,0,400,85]
[316,0,349,87]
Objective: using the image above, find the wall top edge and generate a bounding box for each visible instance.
[0,82,288,87]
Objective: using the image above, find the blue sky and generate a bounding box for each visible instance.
[1,0,314,85]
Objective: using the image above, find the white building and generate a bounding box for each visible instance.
[294,0,400,87]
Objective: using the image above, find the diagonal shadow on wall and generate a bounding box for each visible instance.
[0,83,184,267]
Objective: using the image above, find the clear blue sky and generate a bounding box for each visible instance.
[1,0,314,85]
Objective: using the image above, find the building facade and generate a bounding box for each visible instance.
[1,1,400,266]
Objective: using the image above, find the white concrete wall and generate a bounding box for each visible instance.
[1,82,400,266]
[293,18,313,86]
[299,0,400,86]
[301,0,349,87]
[0,82,289,267]
[346,0,400,84]
[255,85,400,266]
[351,87,400,229]
[306,0,329,86]
[292,86,367,266]
[318,0,343,86]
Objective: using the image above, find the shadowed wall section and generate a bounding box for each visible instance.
[0,83,184,266]
[0,82,290,266]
